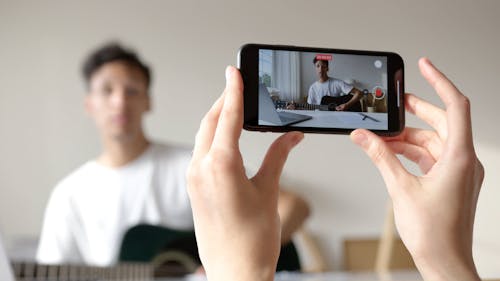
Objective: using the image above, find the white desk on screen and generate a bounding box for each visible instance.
[279,110,388,130]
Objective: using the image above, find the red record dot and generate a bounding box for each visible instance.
[372,87,385,100]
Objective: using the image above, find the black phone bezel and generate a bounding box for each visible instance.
[237,43,405,136]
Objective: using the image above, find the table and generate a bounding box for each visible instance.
[280,110,388,130]
[155,270,422,281]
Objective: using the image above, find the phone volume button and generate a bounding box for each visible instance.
[397,80,401,107]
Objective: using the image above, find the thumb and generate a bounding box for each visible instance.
[253,132,304,188]
[350,129,411,196]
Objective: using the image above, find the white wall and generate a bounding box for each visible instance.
[299,52,388,100]
[0,0,499,276]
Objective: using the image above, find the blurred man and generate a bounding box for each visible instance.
[37,43,310,266]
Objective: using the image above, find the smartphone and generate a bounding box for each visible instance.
[237,43,405,136]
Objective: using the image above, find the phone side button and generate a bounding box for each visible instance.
[397,80,401,107]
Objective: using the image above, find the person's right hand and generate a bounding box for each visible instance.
[351,58,484,281]
[187,66,303,281]
[335,103,347,111]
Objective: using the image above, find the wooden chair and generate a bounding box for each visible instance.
[343,200,416,272]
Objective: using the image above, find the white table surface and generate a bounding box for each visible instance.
[280,110,388,130]
[154,270,422,281]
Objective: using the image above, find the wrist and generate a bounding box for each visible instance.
[413,253,480,281]
[208,269,275,281]
[206,260,276,281]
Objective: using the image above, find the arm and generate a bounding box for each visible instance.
[37,187,81,264]
[187,66,304,281]
[307,85,317,105]
[350,58,483,281]
[336,87,363,111]
[278,189,310,244]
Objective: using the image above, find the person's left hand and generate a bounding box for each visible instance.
[187,66,304,281]
[286,102,296,110]
[336,103,347,111]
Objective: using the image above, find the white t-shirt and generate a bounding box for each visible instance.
[307,77,354,105]
[36,143,194,266]
[0,232,15,281]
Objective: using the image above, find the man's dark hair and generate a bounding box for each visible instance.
[82,42,151,89]
[313,58,329,68]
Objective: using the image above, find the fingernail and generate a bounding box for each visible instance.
[421,57,434,71]
[351,131,368,148]
[424,57,433,66]
[292,132,304,146]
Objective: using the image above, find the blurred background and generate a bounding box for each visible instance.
[0,0,499,277]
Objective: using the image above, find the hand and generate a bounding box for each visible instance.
[351,58,483,281]
[286,102,296,110]
[187,66,304,281]
[336,103,347,111]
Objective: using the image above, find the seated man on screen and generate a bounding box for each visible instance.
[36,42,310,267]
[307,57,363,111]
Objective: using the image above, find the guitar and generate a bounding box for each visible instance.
[287,95,362,112]
[12,261,155,280]
[11,258,194,280]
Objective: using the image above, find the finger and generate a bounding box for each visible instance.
[386,141,436,174]
[192,92,225,161]
[253,132,304,190]
[212,66,245,151]
[405,93,447,140]
[351,129,413,196]
[418,58,473,150]
[384,127,443,160]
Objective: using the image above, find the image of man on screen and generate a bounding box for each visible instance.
[307,57,363,111]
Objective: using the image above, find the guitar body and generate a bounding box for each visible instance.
[291,94,361,111]
[320,95,362,112]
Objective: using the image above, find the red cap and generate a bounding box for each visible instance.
[315,54,332,61]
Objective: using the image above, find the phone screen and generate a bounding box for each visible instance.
[239,44,404,135]
[258,49,389,130]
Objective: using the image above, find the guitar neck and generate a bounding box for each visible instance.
[292,103,330,111]
[12,261,153,280]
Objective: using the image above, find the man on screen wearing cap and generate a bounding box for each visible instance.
[307,56,363,111]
